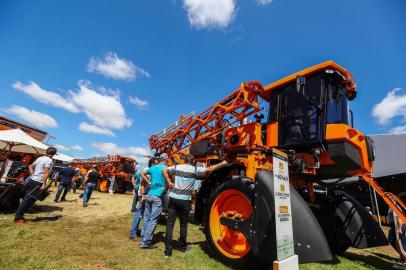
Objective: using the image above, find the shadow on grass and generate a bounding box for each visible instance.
[30,215,63,222]
[28,204,62,214]
[341,251,395,269]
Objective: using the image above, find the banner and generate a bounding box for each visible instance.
[272,149,295,261]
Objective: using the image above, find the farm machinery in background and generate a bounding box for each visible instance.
[148,61,406,267]
[72,155,136,193]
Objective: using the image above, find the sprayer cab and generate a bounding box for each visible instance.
[261,61,373,180]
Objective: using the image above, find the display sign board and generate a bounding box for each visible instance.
[272,149,295,261]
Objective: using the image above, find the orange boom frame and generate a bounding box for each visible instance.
[149,61,405,267]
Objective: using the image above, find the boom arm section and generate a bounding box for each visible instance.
[362,174,406,223]
[148,81,264,154]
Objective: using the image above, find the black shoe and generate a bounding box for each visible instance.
[180,245,192,253]
[61,199,66,202]
[54,200,58,203]
[164,250,172,258]
[82,203,87,207]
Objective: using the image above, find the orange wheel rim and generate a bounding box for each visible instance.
[209,189,253,259]
[99,180,108,192]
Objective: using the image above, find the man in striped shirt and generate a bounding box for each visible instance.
[163,155,227,258]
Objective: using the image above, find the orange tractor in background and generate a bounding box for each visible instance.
[148,61,406,267]
[72,155,136,193]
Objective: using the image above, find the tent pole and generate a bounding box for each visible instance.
[0,143,14,180]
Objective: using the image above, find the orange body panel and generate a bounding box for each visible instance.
[325,123,373,174]
[265,122,278,147]
[261,60,356,100]
[224,122,263,151]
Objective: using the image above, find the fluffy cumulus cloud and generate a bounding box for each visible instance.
[12,81,79,113]
[372,88,406,125]
[3,105,58,128]
[78,122,115,137]
[71,81,133,130]
[87,52,150,81]
[91,142,151,165]
[55,144,83,151]
[129,96,149,110]
[257,0,272,5]
[183,0,236,29]
[14,80,132,136]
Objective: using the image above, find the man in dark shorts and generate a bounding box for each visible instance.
[54,164,77,202]
[82,165,101,207]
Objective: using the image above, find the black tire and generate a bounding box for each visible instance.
[204,179,255,269]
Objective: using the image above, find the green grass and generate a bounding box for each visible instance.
[0,187,399,270]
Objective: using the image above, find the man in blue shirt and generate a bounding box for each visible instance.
[131,171,141,213]
[54,164,77,202]
[139,153,173,248]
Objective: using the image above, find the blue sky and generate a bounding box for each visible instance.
[1,0,406,164]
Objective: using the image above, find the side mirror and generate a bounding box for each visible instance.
[296,76,306,95]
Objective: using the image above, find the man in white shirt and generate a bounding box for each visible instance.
[14,146,57,224]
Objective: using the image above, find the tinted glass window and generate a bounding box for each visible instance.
[326,79,349,124]
[279,75,323,146]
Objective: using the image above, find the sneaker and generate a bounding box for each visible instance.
[129,236,136,241]
[54,200,58,203]
[180,245,192,253]
[14,218,28,224]
[61,199,66,202]
[82,203,87,207]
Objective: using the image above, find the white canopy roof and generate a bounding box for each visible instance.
[53,153,74,163]
[0,129,48,154]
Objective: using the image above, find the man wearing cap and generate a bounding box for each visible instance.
[139,153,174,248]
[163,155,228,257]
[14,146,57,224]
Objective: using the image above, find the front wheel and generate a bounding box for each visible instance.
[204,179,255,268]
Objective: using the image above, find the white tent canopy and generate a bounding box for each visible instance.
[0,129,48,154]
[53,153,74,163]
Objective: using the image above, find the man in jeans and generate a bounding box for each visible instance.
[129,158,156,240]
[139,153,173,248]
[82,165,101,207]
[14,147,57,224]
[54,164,78,202]
[163,155,227,257]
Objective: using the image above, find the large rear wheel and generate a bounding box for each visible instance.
[205,179,254,268]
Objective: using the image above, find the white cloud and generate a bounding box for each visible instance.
[183,0,236,29]
[91,142,151,166]
[78,122,115,137]
[13,80,132,135]
[13,81,79,113]
[71,81,132,130]
[71,144,83,151]
[372,88,406,125]
[389,125,406,134]
[55,144,70,151]
[55,144,83,151]
[128,146,151,156]
[87,52,150,81]
[257,0,272,5]
[129,96,149,110]
[3,105,58,128]
[91,142,126,155]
